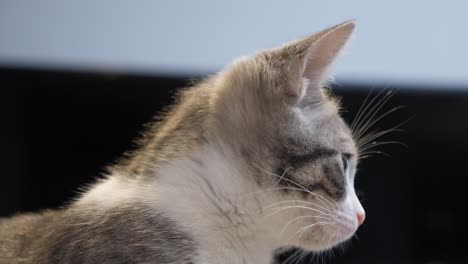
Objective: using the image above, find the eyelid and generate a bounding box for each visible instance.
[342,153,352,160]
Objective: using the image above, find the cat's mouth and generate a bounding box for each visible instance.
[283,211,359,251]
[295,221,356,251]
[333,211,359,240]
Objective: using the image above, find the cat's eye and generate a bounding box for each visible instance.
[341,153,351,172]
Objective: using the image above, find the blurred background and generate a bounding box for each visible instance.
[1,1,467,263]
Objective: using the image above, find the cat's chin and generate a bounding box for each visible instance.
[297,237,346,252]
[294,224,357,252]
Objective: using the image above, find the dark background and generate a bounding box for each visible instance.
[1,67,467,264]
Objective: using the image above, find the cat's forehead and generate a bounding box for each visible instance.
[291,106,356,154]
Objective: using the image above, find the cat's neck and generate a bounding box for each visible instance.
[153,145,281,263]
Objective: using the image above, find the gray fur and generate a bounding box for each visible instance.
[0,203,196,264]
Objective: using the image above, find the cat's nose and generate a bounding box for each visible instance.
[357,212,365,226]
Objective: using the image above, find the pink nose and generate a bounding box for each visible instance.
[357,213,365,226]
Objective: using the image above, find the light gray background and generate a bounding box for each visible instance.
[1,0,467,88]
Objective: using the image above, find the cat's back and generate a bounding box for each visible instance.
[0,210,62,264]
[0,202,198,264]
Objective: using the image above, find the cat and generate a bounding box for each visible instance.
[0,20,365,264]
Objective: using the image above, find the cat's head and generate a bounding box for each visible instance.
[211,20,364,251]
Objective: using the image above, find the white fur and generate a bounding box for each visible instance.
[153,146,282,264]
[78,177,132,208]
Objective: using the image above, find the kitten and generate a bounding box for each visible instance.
[0,20,365,264]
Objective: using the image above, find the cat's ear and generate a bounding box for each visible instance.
[273,20,355,105]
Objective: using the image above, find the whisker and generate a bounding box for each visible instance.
[352,88,389,136]
[328,222,342,250]
[350,87,374,132]
[308,190,339,210]
[354,98,412,160]
[240,186,312,200]
[289,221,335,246]
[357,123,406,149]
[358,141,408,153]
[276,167,293,185]
[290,249,308,264]
[357,130,393,148]
[354,89,395,140]
[255,165,310,192]
[358,150,391,159]
[268,205,335,218]
[358,154,373,160]
[281,248,302,264]
[262,186,311,195]
[255,165,337,210]
[365,114,412,145]
[351,87,386,134]
[355,104,406,142]
[280,214,332,238]
[264,200,332,214]
[354,89,395,136]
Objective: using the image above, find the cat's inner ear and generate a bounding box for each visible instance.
[285,21,355,104]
